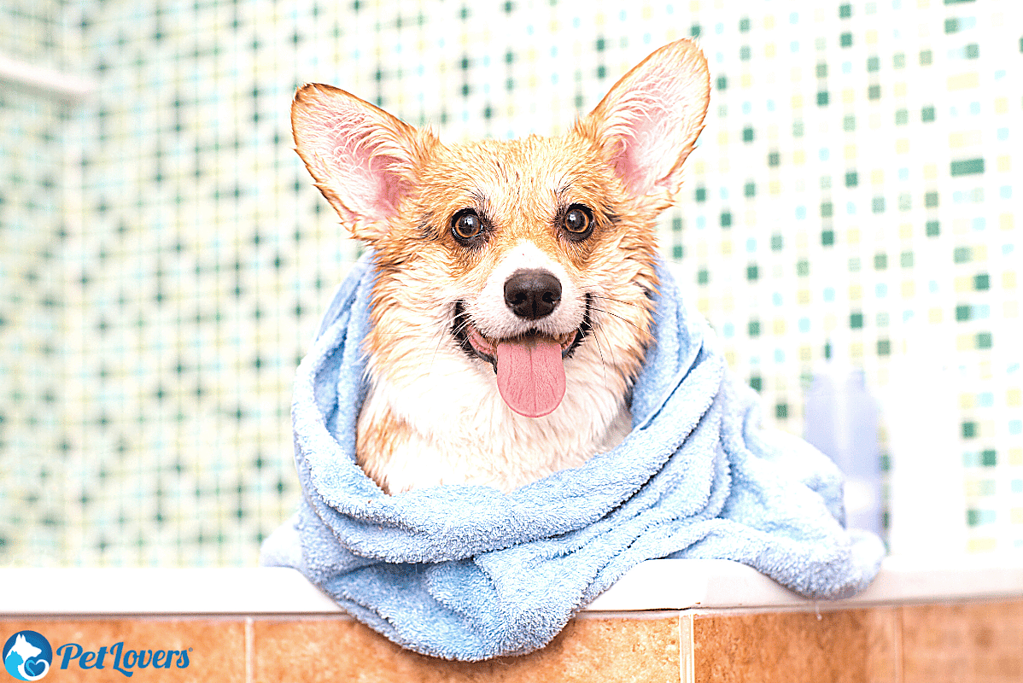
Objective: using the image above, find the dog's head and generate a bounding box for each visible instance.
[292,40,709,418]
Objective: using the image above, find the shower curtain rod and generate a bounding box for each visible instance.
[0,53,95,101]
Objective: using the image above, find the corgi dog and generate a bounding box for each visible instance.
[292,39,710,493]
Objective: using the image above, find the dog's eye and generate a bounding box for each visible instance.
[562,205,594,240]
[451,209,484,243]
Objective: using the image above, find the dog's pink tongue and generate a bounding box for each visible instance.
[496,337,566,418]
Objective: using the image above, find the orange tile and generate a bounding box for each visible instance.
[252,614,681,682]
[901,600,1023,683]
[0,618,246,683]
[692,608,898,683]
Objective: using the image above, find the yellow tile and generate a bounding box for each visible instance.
[896,138,909,154]
[1001,213,1014,230]
[966,537,998,553]
[800,345,812,361]
[792,93,803,109]
[949,130,982,148]
[721,240,733,255]
[901,280,916,297]
[847,228,860,244]
[765,43,776,58]
[956,334,973,351]
[1011,508,1023,524]
[871,169,885,185]
[947,73,980,90]
[793,149,805,165]
[960,393,975,410]
[843,88,855,104]
[1007,389,1021,406]
[894,82,907,97]
[772,319,786,335]
[1005,300,1019,319]
[1009,448,1023,466]
[1004,272,1018,289]
[923,163,938,179]
[797,288,811,304]
[928,307,943,323]
[764,14,775,29]
[741,73,752,88]
[995,97,1008,113]
[851,342,864,359]
[845,144,857,160]
[955,276,973,292]
[998,155,1011,172]
[849,284,862,300]
[866,29,877,44]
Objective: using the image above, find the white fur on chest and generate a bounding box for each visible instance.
[357,341,632,493]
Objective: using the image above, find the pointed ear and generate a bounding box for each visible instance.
[291,84,436,242]
[578,39,710,202]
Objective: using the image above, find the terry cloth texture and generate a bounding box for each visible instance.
[261,252,886,661]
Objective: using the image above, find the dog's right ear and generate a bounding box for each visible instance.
[291,84,436,242]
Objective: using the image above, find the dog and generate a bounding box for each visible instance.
[291,39,709,493]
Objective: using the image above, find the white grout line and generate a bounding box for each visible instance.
[679,613,695,683]
[245,617,254,683]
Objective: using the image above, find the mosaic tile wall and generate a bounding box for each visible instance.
[0,0,1020,566]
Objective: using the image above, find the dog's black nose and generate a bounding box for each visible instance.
[504,269,562,320]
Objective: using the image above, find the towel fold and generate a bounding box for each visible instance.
[261,252,885,661]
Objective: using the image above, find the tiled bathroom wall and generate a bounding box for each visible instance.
[1,0,1020,567]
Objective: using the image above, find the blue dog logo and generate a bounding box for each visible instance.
[3,631,52,681]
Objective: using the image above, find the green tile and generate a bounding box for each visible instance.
[951,158,985,176]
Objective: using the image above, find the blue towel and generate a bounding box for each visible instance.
[261,252,885,661]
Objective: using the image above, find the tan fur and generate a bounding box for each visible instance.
[292,39,710,493]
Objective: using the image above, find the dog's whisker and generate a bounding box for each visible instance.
[589,305,645,332]
[589,294,645,311]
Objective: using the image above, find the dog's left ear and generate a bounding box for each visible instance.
[578,39,710,203]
